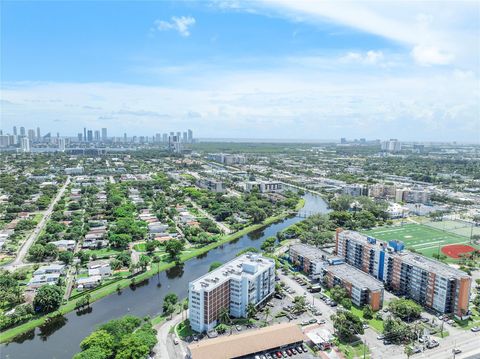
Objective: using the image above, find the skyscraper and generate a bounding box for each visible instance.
[188,129,193,143]
[36,127,41,140]
[176,131,181,140]
[13,126,17,136]
[21,137,31,152]
[84,127,87,142]
[183,131,188,143]
[94,130,100,141]
[123,133,127,143]
[87,130,93,142]
[27,129,35,141]
[162,133,168,142]
[58,138,66,152]
[101,128,107,141]
[77,133,83,142]
[20,127,26,136]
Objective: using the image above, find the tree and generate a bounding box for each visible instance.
[384,317,414,344]
[218,307,230,325]
[28,244,45,261]
[165,239,184,261]
[331,310,364,342]
[58,251,74,264]
[209,261,223,272]
[363,305,374,320]
[330,285,348,303]
[293,296,306,313]
[261,236,277,252]
[108,233,132,249]
[341,298,352,310]
[73,347,109,359]
[388,299,422,321]
[264,306,271,323]
[215,323,229,334]
[163,293,178,318]
[246,303,257,319]
[33,285,63,313]
[145,240,159,254]
[137,255,151,272]
[405,345,414,359]
[79,329,114,357]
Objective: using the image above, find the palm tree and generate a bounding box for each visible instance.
[247,303,257,320]
[264,307,271,324]
[219,307,230,325]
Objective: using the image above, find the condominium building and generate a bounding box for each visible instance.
[324,264,384,310]
[336,229,471,317]
[395,188,431,204]
[188,253,275,332]
[289,243,336,275]
[196,178,225,193]
[245,180,283,193]
[368,183,396,199]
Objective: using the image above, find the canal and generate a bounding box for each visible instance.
[1,192,329,359]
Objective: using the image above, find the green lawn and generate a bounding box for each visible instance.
[363,223,478,261]
[176,320,196,338]
[335,340,371,359]
[350,306,384,333]
[84,248,123,258]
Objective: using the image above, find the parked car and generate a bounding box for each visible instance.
[297,346,304,353]
[471,326,480,332]
[413,347,422,354]
[173,338,179,345]
[377,334,385,340]
[291,348,297,354]
[286,349,292,356]
[318,319,326,324]
[301,320,310,326]
[276,351,283,358]
[420,317,429,323]
[301,344,308,352]
[236,325,242,331]
[309,318,318,324]
[453,349,461,354]
[363,324,369,329]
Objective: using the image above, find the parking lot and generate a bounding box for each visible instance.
[244,343,317,359]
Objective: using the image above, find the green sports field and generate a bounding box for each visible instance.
[362,223,478,260]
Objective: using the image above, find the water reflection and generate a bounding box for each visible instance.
[11,329,35,344]
[166,263,185,279]
[38,316,68,341]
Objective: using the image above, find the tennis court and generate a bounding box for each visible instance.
[362,223,478,260]
[423,219,480,238]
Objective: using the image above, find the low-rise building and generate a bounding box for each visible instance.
[33,264,65,276]
[188,253,275,333]
[76,275,102,290]
[50,239,76,251]
[28,273,61,288]
[87,260,112,277]
[196,178,225,193]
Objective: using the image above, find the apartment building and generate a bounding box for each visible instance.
[395,188,431,204]
[196,178,225,193]
[368,183,396,199]
[188,253,275,332]
[245,181,283,193]
[324,264,384,310]
[336,229,471,317]
[289,243,334,275]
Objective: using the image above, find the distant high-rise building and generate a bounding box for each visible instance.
[188,129,193,143]
[77,133,83,142]
[20,126,26,136]
[155,133,161,142]
[101,128,107,141]
[176,131,181,140]
[36,127,41,140]
[27,129,35,141]
[84,127,87,142]
[123,133,127,143]
[0,135,10,148]
[340,137,347,144]
[87,130,93,142]
[13,126,17,136]
[381,139,402,153]
[21,137,31,152]
[58,138,66,152]
[183,131,188,143]
[162,133,168,142]
[94,130,100,141]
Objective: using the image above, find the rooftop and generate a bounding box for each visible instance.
[189,253,274,292]
[327,263,384,292]
[188,323,304,359]
[290,243,329,262]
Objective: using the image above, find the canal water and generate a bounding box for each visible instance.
[1,192,329,359]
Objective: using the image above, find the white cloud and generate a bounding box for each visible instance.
[154,16,196,37]
[340,50,384,65]
[411,45,454,66]
[240,1,478,67]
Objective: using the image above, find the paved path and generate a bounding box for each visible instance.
[154,311,188,359]
[3,176,71,271]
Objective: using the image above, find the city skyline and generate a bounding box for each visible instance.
[1,1,479,142]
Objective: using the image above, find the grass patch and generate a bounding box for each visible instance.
[133,243,147,252]
[335,340,370,359]
[151,313,167,326]
[176,320,196,339]
[84,247,123,259]
[350,306,384,333]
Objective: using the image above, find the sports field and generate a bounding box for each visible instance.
[363,223,479,260]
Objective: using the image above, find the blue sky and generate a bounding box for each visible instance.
[1,1,479,142]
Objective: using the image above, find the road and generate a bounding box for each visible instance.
[3,176,71,271]
[187,199,232,234]
[154,311,188,359]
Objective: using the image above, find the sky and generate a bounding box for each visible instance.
[1,0,479,142]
